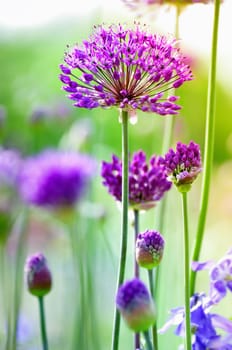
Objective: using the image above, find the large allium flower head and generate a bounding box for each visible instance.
[25,253,52,297]
[101,150,172,210]
[19,150,96,210]
[136,229,165,269]
[60,23,192,117]
[116,278,156,332]
[161,141,202,192]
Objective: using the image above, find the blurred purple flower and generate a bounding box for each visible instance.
[60,24,192,116]
[121,0,220,17]
[0,148,22,190]
[192,249,232,303]
[160,141,202,192]
[123,0,218,7]
[18,150,96,209]
[116,277,156,331]
[101,150,172,210]
[160,293,232,350]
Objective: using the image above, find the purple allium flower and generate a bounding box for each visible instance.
[160,141,202,192]
[136,229,165,269]
[0,148,22,190]
[160,293,232,350]
[60,24,192,116]
[101,150,172,210]
[192,249,232,304]
[18,150,95,209]
[25,253,52,297]
[116,278,156,332]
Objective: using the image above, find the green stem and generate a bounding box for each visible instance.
[68,215,86,349]
[111,110,129,350]
[181,192,192,350]
[133,209,140,350]
[38,296,49,350]
[154,4,181,300]
[9,207,29,350]
[190,0,221,296]
[143,330,153,350]
[158,3,180,157]
[0,243,9,349]
[134,209,139,279]
[148,269,158,350]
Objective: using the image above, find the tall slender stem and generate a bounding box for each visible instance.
[9,207,28,350]
[134,209,139,279]
[148,269,158,350]
[143,330,153,350]
[181,192,192,350]
[38,296,49,350]
[154,2,181,301]
[0,243,9,349]
[190,0,221,295]
[111,110,129,350]
[133,209,140,349]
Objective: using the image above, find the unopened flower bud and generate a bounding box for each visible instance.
[160,141,202,193]
[25,253,52,297]
[116,278,156,332]
[136,230,165,269]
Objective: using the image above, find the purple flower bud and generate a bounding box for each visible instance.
[25,253,52,297]
[160,141,202,192]
[136,230,165,269]
[116,278,156,332]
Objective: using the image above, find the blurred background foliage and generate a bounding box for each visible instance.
[0,1,232,349]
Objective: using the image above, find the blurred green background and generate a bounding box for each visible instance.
[0,1,232,349]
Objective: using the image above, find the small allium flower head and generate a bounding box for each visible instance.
[60,24,192,116]
[101,150,172,210]
[116,278,156,332]
[18,150,95,210]
[136,230,165,269]
[161,141,202,192]
[25,253,52,297]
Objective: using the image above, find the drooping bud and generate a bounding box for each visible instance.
[136,230,165,269]
[25,253,52,297]
[116,278,156,332]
